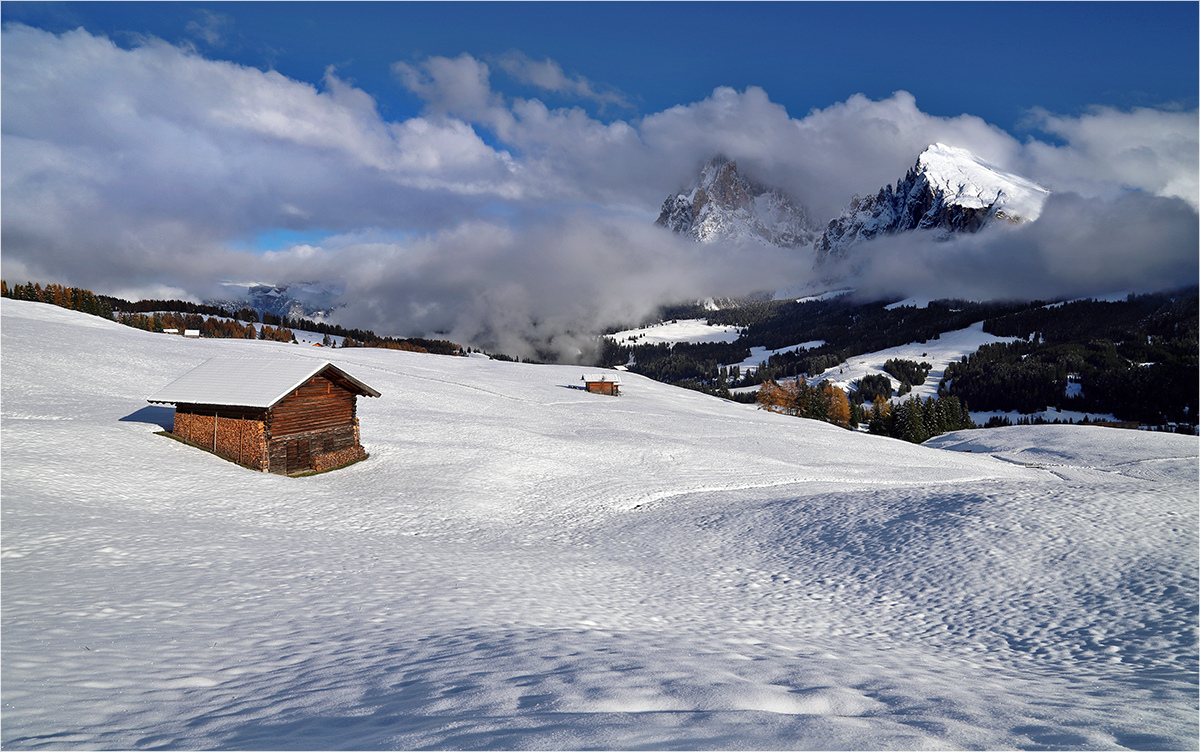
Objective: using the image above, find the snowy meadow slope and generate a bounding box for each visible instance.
[2,299,1197,750]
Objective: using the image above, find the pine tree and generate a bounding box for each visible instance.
[891,397,928,444]
[868,396,892,435]
[922,396,940,437]
[801,381,827,422]
[849,399,865,429]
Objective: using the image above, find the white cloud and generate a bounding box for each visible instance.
[845,191,1199,302]
[1,26,523,283]
[1018,106,1199,210]
[185,9,231,48]
[392,53,511,129]
[495,51,631,111]
[2,28,1195,356]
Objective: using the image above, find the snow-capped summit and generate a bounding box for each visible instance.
[918,143,1050,222]
[815,143,1051,265]
[656,157,818,249]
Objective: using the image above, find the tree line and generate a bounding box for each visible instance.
[754,375,973,442]
[264,314,465,356]
[116,311,296,342]
[3,281,113,319]
[9,280,469,356]
[864,394,973,443]
[757,378,854,428]
[103,295,256,321]
[600,288,1197,431]
[600,297,1039,390]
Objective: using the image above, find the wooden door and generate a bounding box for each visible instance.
[286,437,311,474]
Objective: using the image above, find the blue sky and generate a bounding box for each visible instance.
[2,2,1197,351]
[5,2,1195,133]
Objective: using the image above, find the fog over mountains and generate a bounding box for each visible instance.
[656,157,819,251]
[2,24,1197,358]
[198,145,1101,330]
[654,143,1056,271]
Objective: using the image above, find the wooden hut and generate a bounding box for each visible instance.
[147,358,381,475]
[582,373,621,396]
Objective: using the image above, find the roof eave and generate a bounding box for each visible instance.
[260,363,382,409]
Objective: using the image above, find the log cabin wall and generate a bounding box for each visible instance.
[264,374,366,475]
[268,374,355,437]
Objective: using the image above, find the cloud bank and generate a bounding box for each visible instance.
[3,25,1196,358]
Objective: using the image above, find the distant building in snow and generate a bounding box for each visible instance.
[183,329,201,338]
[582,373,621,396]
[147,358,381,475]
[163,328,179,335]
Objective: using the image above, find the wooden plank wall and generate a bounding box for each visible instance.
[268,375,356,438]
[264,375,365,474]
[266,425,361,474]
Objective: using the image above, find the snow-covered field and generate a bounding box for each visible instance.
[607,318,742,346]
[786,322,1014,402]
[3,298,1197,750]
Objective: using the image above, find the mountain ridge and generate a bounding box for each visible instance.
[815,143,1051,265]
[204,281,346,322]
[655,157,819,249]
[656,145,1051,270]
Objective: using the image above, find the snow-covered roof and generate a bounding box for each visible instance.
[147,357,381,408]
[582,373,621,384]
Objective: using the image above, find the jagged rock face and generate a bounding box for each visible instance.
[656,158,818,249]
[656,146,1050,287]
[656,194,693,234]
[815,143,1050,266]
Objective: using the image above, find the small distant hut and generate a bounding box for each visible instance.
[183,329,201,338]
[147,358,381,475]
[582,373,621,396]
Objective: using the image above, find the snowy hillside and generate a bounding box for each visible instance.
[3,299,1197,750]
[793,320,1085,416]
[785,320,1123,426]
[607,318,742,346]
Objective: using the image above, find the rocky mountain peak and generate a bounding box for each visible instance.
[814,143,1050,266]
[656,157,817,249]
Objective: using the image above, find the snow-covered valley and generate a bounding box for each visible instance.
[2,299,1197,750]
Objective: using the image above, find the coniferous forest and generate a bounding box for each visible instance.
[600,288,1198,436]
[942,292,1198,426]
